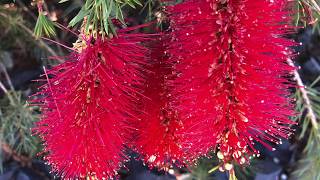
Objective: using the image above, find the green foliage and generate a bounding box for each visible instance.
[68,0,142,37]
[0,7,33,50]
[34,13,56,38]
[188,155,255,180]
[189,157,219,180]
[292,78,320,180]
[0,91,40,172]
[0,6,58,64]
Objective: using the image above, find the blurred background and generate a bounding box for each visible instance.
[1,0,320,179]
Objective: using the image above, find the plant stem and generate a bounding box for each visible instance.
[0,63,15,91]
[287,58,318,130]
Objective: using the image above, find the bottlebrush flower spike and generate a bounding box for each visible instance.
[167,0,296,167]
[135,38,186,169]
[32,29,148,179]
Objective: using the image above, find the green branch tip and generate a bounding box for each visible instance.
[34,13,56,38]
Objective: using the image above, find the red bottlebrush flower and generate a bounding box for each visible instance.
[33,29,148,179]
[135,38,186,169]
[167,0,295,167]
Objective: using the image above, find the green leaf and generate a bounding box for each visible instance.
[0,91,41,173]
[293,75,320,179]
[126,1,136,8]
[208,165,219,174]
[58,0,69,3]
[108,18,117,37]
[68,0,142,36]
[69,6,89,27]
[131,0,142,6]
[102,1,109,34]
[85,11,94,33]
[34,13,56,38]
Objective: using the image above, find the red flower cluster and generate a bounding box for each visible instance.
[33,0,296,178]
[33,30,148,179]
[167,0,295,167]
[135,38,186,169]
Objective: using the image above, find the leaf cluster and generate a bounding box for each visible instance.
[188,155,255,180]
[292,78,320,180]
[66,0,142,37]
[34,12,56,38]
[0,7,34,50]
[0,6,58,65]
[0,91,40,172]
